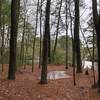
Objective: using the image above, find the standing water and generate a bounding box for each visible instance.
[82,60,98,70]
[39,71,71,80]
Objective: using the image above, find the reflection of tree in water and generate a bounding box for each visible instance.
[47,71,71,80]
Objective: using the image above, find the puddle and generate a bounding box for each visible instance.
[82,60,97,69]
[39,71,71,80]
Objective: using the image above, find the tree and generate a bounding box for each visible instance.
[32,0,39,72]
[20,0,27,68]
[74,0,82,73]
[1,14,5,72]
[0,0,11,71]
[65,0,68,69]
[8,0,20,80]
[53,0,62,61]
[69,5,76,85]
[92,0,100,90]
[0,0,1,34]
[0,0,2,70]
[40,0,51,84]
[39,0,43,68]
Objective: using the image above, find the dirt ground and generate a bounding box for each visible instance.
[0,64,100,100]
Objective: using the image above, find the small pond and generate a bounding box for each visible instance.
[39,71,71,80]
[82,60,98,69]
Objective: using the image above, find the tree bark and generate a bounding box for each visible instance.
[39,0,43,68]
[40,0,51,84]
[0,0,1,33]
[69,7,76,85]
[92,0,100,90]
[74,0,82,73]
[8,0,19,80]
[92,29,96,86]
[20,17,25,67]
[53,0,62,61]
[32,0,39,72]
[65,0,68,69]
[1,14,5,72]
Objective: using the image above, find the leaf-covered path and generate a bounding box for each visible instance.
[0,64,100,100]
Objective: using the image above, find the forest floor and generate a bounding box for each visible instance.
[0,64,100,100]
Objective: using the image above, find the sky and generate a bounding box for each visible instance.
[80,0,92,41]
[23,0,93,42]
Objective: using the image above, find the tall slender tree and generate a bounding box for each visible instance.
[74,0,82,73]
[65,0,68,69]
[40,0,51,84]
[1,14,5,72]
[92,29,96,86]
[32,0,39,72]
[39,0,43,68]
[0,0,1,35]
[0,0,1,31]
[47,0,51,64]
[0,0,2,70]
[20,0,27,68]
[69,4,76,85]
[8,0,20,80]
[53,0,62,61]
[92,0,100,90]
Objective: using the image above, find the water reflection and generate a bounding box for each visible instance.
[47,71,71,80]
[82,60,97,69]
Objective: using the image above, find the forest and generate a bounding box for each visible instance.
[0,0,100,100]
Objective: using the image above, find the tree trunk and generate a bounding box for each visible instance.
[74,0,82,73]
[65,0,68,69]
[48,31,51,64]
[32,0,39,72]
[39,0,43,68]
[8,0,19,80]
[20,0,27,68]
[1,14,5,72]
[92,0,100,92]
[96,30,100,89]
[53,0,62,61]
[0,0,1,32]
[20,17,26,66]
[69,8,76,85]
[0,0,2,66]
[0,0,1,34]
[92,29,96,86]
[92,0,100,90]
[40,0,51,84]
